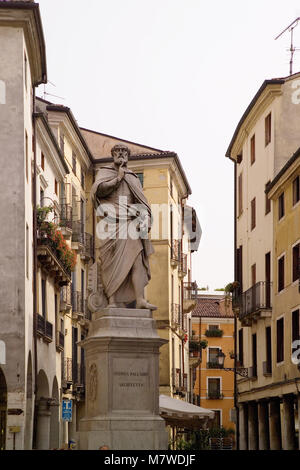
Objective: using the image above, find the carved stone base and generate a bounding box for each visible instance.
[78,308,168,450]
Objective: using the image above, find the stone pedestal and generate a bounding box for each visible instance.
[79,308,168,450]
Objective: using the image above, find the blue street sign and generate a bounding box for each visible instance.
[62,399,72,422]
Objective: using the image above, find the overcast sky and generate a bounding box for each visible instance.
[37,0,300,290]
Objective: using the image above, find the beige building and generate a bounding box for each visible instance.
[226,73,300,450]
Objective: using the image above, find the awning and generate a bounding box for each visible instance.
[159,395,214,429]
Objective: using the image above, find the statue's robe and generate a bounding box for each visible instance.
[91,166,154,304]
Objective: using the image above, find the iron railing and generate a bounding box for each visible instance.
[56,331,64,350]
[171,303,182,327]
[171,239,180,262]
[183,282,198,300]
[63,358,73,383]
[36,314,53,341]
[237,281,272,321]
[59,204,73,230]
[60,285,71,309]
[179,253,187,276]
[72,291,84,315]
[207,392,224,400]
[72,221,85,244]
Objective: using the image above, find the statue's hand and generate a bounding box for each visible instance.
[118,166,125,180]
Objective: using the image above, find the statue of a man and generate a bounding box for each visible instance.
[91,144,156,310]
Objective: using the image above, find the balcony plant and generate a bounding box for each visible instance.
[205,329,224,337]
[37,208,77,274]
[199,340,208,349]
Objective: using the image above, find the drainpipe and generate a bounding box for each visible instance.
[32,88,38,447]
[233,160,239,449]
[180,195,188,397]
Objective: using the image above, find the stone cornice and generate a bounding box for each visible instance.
[226,80,284,161]
[0,2,47,85]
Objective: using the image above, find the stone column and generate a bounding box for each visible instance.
[282,395,296,450]
[239,403,248,450]
[258,400,269,450]
[248,402,258,450]
[36,398,51,450]
[269,398,281,450]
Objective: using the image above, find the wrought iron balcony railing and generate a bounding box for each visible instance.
[206,392,224,400]
[63,358,73,384]
[178,253,187,277]
[183,282,198,300]
[71,291,84,315]
[60,285,72,312]
[171,239,180,263]
[36,314,53,343]
[72,221,85,244]
[235,281,272,322]
[59,204,73,230]
[171,303,182,328]
[206,361,220,369]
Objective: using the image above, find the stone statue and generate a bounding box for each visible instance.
[91,144,156,310]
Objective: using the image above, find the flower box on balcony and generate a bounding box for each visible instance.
[207,362,220,369]
[205,329,224,337]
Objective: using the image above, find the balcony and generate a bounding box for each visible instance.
[206,361,220,369]
[73,362,85,397]
[72,221,85,250]
[171,303,182,329]
[60,285,72,313]
[178,253,187,279]
[263,361,272,377]
[235,281,272,326]
[170,239,180,267]
[172,368,186,396]
[205,328,224,338]
[248,365,258,380]
[183,281,198,313]
[80,233,94,262]
[36,314,53,343]
[71,291,84,320]
[62,357,73,390]
[37,235,71,287]
[79,300,92,327]
[206,392,224,400]
[59,204,73,239]
[187,393,201,406]
[56,330,64,352]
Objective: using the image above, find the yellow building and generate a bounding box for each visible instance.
[266,147,300,450]
[191,294,235,432]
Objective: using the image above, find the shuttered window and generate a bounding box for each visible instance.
[293,176,300,206]
[265,181,271,214]
[251,198,256,230]
[238,173,243,216]
[278,192,285,220]
[276,318,284,363]
[251,264,256,286]
[265,113,271,146]
[292,243,300,282]
[250,134,255,165]
[278,255,285,292]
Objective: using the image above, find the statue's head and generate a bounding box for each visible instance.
[111,144,130,167]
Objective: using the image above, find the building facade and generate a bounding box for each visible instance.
[226,74,300,450]
[191,294,235,432]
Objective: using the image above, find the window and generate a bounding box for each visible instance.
[293,176,300,206]
[41,153,45,171]
[209,410,221,429]
[24,52,28,91]
[252,334,257,377]
[208,325,219,331]
[293,243,300,283]
[292,309,300,350]
[238,173,243,216]
[55,179,58,196]
[25,131,28,182]
[251,264,256,286]
[251,197,256,230]
[238,328,244,365]
[72,152,77,175]
[266,326,272,374]
[208,347,220,364]
[26,224,29,279]
[276,317,284,363]
[250,134,255,165]
[278,192,285,220]
[278,255,285,292]
[265,181,271,214]
[42,279,46,318]
[40,189,44,208]
[265,113,271,146]
[208,378,221,399]
[81,169,85,189]
[136,173,144,188]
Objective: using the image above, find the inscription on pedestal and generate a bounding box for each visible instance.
[112,358,151,412]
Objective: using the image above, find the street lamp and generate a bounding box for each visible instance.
[216,349,248,378]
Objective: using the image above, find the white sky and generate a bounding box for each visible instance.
[37,0,300,290]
